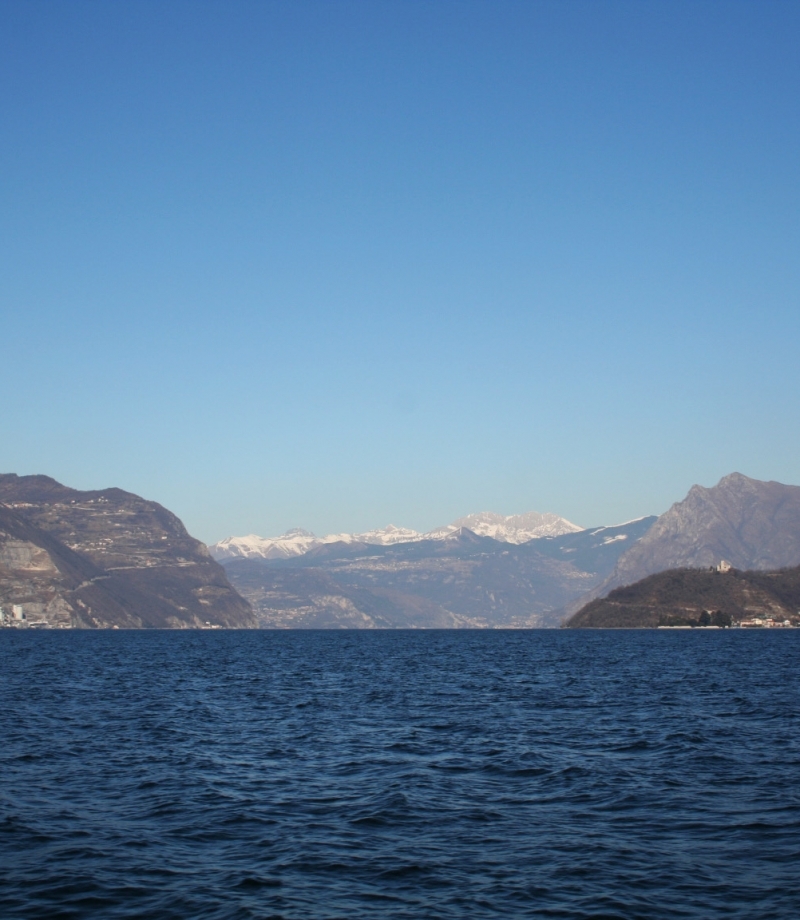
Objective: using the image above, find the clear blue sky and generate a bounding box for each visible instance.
[2,0,799,543]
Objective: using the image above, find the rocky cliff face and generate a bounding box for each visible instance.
[576,473,800,608]
[0,475,256,628]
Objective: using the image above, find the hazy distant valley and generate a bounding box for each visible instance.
[218,519,655,628]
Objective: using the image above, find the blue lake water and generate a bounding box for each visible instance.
[1,629,799,919]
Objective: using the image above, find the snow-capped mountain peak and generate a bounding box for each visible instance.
[319,525,423,547]
[210,529,321,560]
[425,511,583,544]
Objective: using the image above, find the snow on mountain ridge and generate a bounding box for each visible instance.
[425,511,583,543]
[210,512,584,561]
[319,525,424,547]
[211,531,320,560]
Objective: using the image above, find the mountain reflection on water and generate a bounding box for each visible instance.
[2,630,799,919]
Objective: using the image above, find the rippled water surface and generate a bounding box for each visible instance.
[2,630,800,919]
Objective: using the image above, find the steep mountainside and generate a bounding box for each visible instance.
[570,473,800,612]
[0,474,255,628]
[222,516,656,628]
[210,510,583,561]
[566,565,800,628]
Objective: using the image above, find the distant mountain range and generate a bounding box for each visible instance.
[210,511,583,561]
[0,475,255,629]
[221,517,656,628]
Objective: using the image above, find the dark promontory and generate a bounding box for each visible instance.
[565,564,800,628]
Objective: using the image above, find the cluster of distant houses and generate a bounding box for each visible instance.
[0,604,27,626]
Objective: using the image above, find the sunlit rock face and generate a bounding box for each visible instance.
[0,474,256,629]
